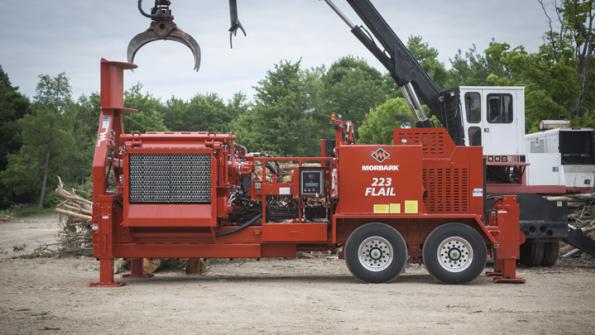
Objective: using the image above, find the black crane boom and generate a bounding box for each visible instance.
[326,0,465,144]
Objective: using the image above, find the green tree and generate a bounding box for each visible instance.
[446,42,529,87]
[0,66,30,207]
[225,92,251,125]
[407,36,450,89]
[0,66,30,171]
[1,74,78,207]
[446,39,583,131]
[232,60,322,156]
[358,98,414,144]
[164,92,246,132]
[323,56,394,127]
[124,84,167,133]
[538,0,594,120]
[66,93,102,183]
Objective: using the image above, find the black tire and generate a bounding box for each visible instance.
[541,240,560,267]
[344,222,408,283]
[422,223,487,284]
[520,240,545,266]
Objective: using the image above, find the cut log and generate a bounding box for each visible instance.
[61,204,92,216]
[143,258,162,273]
[185,258,207,275]
[55,208,91,221]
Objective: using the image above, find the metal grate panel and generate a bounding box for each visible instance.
[423,167,468,212]
[393,128,455,158]
[129,154,211,203]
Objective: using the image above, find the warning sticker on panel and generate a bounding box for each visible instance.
[472,188,483,197]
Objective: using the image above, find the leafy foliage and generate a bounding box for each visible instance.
[0,66,30,207]
[1,74,78,206]
[164,92,246,132]
[358,98,414,144]
[323,56,395,127]
[124,84,168,133]
[407,36,450,89]
[232,61,323,156]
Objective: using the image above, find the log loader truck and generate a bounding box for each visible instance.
[88,0,592,286]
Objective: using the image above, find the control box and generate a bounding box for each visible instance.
[300,168,325,196]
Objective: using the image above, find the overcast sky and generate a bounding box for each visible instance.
[0,0,551,102]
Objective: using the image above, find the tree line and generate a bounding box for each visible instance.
[0,0,592,209]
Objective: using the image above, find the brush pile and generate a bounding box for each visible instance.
[41,178,94,257]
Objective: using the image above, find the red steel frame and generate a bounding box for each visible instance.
[90,59,524,287]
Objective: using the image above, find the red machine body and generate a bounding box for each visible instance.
[90,60,524,286]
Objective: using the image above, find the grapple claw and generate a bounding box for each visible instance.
[128,0,201,71]
[228,0,247,48]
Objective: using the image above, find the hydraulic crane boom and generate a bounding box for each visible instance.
[330,0,464,144]
[326,1,437,125]
[127,0,465,144]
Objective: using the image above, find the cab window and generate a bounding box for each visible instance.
[487,94,513,123]
[468,126,482,146]
[464,92,481,123]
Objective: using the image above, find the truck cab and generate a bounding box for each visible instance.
[459,86,525,156]
[457,86,595,192]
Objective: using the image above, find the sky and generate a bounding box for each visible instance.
[0,0,551,102]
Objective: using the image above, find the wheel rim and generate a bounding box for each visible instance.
[358,236,394,272]
[437,236,474,273]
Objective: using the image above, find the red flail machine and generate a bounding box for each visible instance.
[90,59,525,287]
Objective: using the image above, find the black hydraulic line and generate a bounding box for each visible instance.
[216,214,262,237]
[137,0,154,19]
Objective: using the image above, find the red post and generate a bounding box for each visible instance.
[121,258,154,278]
[491,195,525,284]
[89,59,137,288]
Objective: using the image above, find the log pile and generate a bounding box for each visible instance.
[52,178,94,256]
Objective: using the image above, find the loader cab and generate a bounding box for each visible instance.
[458,86,526,156]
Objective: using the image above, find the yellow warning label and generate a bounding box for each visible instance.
[373,204,390,214]
[404,200,418,214]
[389,203,401,214]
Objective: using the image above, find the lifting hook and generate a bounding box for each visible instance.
[127,0,201,71]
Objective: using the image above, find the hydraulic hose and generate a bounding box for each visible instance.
[137,0,154,19]
[216,214,262,237]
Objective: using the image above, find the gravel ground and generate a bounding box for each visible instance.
[1,214,594,335]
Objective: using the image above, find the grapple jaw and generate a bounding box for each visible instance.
[127,0,201,71]
[127,21,201,71]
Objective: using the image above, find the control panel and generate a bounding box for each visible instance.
[300,169,325,196]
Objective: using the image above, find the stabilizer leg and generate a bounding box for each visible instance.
[122,258,154,278]
[491,196,525,284]
[492,259,525,284]
[89,258,125,287]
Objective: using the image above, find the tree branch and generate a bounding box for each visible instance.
[538,0,560,59]
[574,0,594,117]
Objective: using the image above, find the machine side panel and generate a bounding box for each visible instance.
[337,145,423,215]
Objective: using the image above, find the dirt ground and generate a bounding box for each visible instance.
[1,214,595,335]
